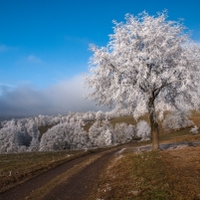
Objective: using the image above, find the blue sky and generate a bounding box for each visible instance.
[0,0,200,116]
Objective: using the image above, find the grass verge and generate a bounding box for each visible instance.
[89,151,171,200]
[90,145,200,200]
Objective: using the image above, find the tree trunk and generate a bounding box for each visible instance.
[148,98,160,151]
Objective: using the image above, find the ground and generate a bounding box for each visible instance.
[0,131,200,199]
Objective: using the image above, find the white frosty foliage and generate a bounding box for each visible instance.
[95,110,105,121]
[104,129,112,145]
[162,111,193,131]
[0,125,29,153]
[136,120,151,141]
[0,112,95,153]
[113,123,136,144]
[88,120,136,147]
[190,125,199,134]
[88,120,112,147]
[39,120,91,151]
[0,110,182,153]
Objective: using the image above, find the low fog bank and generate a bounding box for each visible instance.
[0,75,108,118]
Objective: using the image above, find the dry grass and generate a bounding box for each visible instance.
[89,151,170,200]
[0,150,86,193]
[91,146,200,200]
[38,125,54,140]
[161,146,200,199]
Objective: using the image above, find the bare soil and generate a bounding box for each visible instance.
[43,149,115,200]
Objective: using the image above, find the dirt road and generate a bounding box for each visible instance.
[0,145,127,200]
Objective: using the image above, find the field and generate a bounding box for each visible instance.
[0,150,88,193]
[1,113,200,199]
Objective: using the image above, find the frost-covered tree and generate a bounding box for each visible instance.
[85,11,200,150]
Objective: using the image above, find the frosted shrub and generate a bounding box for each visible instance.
[72,127,91,149]
[114,123,136,144]
[0,126,28,153]
[39,122,89,151]
[88,120,115,147]
[39,123,70,151]
[136,121,151,141]
[162,111,193,132]
[88,121,105,147]
[28,137,40,151]
[89,120,136,147]
[190,125,199,134]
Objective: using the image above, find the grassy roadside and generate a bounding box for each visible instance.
[89,151,171,200]
[88,133,200,200]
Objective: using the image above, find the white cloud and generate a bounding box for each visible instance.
[0,75,108,117]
